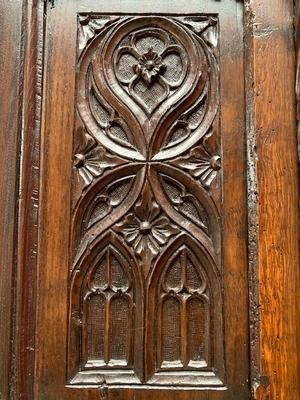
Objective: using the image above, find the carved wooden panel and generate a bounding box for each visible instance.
[68,14,223,388]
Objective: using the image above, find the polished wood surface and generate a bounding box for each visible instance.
[15,2,46,398]
[36,0,248,398]
[246,1,300,399]
[0,0,299,399]
[0,1,23,399]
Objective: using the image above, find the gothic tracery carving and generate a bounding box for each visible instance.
[69,14,223,387]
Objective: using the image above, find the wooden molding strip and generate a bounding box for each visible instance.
[13,0,46,398]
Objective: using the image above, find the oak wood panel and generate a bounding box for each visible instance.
[246,0,300,399]
[1,0,298,399]
[0,1,23,398]
[69,12,223,388]
[35,0,249,399]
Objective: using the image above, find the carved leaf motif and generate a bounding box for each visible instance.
[178,16,218,48]
[114,181,179,276]
[89,77,138,151]
[84,176,135,229]
[78,15,120,57]
[74,126,125,187]
[160,174,210,234]
[171,130,221,189]
[163,93,207,149]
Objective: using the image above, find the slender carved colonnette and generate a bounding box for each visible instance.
[68,14,223,388]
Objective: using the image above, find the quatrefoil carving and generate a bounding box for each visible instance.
[115,28,188,114]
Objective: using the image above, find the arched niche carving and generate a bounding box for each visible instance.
[68,232,144,385]
[146,234,224,386]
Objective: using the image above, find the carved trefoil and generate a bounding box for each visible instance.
[68,14,223,388]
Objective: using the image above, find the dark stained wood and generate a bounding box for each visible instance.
[15,1,46,399]
[0,0,299,399]
[35,0,249,399]
[0,1,23,399]
[296,0,300,121]
[296,0,300,159]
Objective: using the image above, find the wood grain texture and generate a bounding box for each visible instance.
[2,0,299,399]
[35,0,249,399]
[0,1,23,399]
[296,0,300,122]
[295,0,300,160]
[246,0,300,398]
[14,1,46,399]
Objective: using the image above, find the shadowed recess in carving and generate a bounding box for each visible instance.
[83,175,135,230]
[115,28,188,115]
[83,245,133,367]
[159,174,210,234]
[157,246,210,369]
[68,14,223,387]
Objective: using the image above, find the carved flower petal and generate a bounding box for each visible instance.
[116,51,139,84]
[133,63,142,75]
[147,235,160,256]
[114,214,140,233]
[190,145,211,161]
[130,75,170,115]
[154,225,179,240]
[190,163,211,178]
[152,218,179,243]
[200,169,217,188]
[153,216,179,231]
[151,228,169,245]
[78,167,94,187]
[134,34,167,55]
[134,235,147,256]
[85,162,104,177]
[124,231,140,244]
[148,201,161,222]
[141,70,155,85]
[161,46,185,88]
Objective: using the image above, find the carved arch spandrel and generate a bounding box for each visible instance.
[71,164,146,264]
[148,163,221,265]
[145,234,223,386]
[68,231,144,384]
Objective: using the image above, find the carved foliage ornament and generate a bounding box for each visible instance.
[114,181,180,277]
[69,14,223,387]
[115,28,188,114]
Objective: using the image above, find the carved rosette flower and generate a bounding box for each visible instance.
[114,183,179,274]
[172,130,221,189]
[133,47,166,86]
[74,127,125,187]
[74,147,107,187]
[177,147,220,188]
